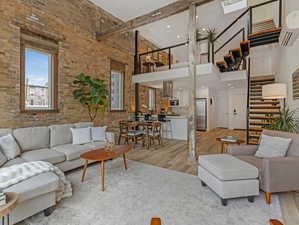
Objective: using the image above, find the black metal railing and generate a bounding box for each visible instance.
[210,0,282,63]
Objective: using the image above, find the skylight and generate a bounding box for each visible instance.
[221,0,247,14]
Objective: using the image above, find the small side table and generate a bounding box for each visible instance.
[0,192,18,225]
[216,138,245,154]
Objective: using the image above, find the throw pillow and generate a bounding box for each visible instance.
[255,134,292,158]
[0,134,21,160]
[71,127,91,145]
[91,126,107,142]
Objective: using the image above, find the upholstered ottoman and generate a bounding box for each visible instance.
[198,154,259,206]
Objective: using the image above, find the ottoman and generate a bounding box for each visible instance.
[198,154,259,206]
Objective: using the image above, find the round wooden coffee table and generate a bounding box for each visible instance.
[80,145,132,191]
[0,192,18,225]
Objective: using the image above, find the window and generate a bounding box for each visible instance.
[110,71,124,111]
[20,31,58,112]
[221,0,247,14]
[148,88,156,111]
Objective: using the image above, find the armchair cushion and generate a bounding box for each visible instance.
[261,156,299,193]
[228,145,258,156]
[255,134,291,158]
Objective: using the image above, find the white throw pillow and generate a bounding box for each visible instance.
[71,128,91,145]
[255,134,292,158]
[0,134,21,160]
[91,126,107,142]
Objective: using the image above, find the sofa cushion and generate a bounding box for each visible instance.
[71,127,91,145]
[262,130,299,157]
[13,127,50,152]
[0,134,21,160]
[4,172,59,203]
[49,124,74,148]
[21,149,66,164]
[2,157,26,168]
[198,154,259,181]
[235,155,263,171]
[91,126,107,142]
[52,144,91,161]
[0,150,7,167]
[255,134,292,158]
[84,141,107,150]
[74,122,93,128]
[0,129,12,137]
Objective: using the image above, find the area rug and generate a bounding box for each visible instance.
[24,159,283,225]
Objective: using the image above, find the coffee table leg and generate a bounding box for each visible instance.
[81,160,88,182]
[123,153,128,170]
[100,161,105,191]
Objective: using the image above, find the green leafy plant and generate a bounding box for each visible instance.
[72,73,109,122]
[266,108,298,133]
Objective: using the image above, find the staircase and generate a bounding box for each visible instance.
[248,76,281,144]
[216,41,250,72]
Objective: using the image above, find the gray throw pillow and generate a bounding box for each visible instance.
[0,134,21,160]
[255,134,292,158]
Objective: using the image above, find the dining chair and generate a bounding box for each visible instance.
[118,121,129,144]
[127,122,146,147]
[147,122,163,149]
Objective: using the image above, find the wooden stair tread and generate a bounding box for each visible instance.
[248,27,282,37]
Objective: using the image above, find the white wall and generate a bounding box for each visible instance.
[276,0,299,114]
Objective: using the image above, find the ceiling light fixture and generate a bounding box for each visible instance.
[177,35,181,39]
[167,25,171,29]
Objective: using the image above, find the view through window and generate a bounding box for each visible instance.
[111,71,124,110]
[25,48,53,109]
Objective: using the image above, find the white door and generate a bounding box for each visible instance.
[229,94,247,129]
[216,95,229,128]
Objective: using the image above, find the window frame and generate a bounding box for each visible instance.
[20,37,58,113]
[110,60,126,112]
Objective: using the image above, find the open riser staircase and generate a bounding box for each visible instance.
[248,76,281,145]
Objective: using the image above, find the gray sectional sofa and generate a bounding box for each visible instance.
[0,122,114,224]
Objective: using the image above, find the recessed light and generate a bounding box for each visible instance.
[177,35,181,39]
[227,83,231,86]
[196,15,199,19]
[167,25,171,29]
[202,28,206,32]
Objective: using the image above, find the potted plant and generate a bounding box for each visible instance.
[266,107,298,133]
[72,73,109,122]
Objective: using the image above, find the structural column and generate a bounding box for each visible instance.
[187,3,198,161]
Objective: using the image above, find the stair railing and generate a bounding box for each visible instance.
[246,57,251,144]
[210,0,282,64]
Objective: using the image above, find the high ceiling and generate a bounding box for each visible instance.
[89,0,177,21]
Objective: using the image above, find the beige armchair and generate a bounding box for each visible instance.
[228,130,299,204]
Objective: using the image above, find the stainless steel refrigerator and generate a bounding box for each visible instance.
[196,98,207,131]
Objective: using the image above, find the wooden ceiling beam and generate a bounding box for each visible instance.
[96,0,214,41]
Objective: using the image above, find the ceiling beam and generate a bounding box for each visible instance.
[96,0,214,41]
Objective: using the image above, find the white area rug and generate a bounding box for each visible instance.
[24,159,283,225]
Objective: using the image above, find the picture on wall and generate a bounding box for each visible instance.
[292,68,299,100]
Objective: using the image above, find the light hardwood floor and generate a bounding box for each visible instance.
[127,128,299,225]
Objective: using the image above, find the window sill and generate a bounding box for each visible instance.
[110,109,126,113]
[21,109,59,114]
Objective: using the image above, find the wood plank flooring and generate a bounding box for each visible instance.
[127,128,299,225]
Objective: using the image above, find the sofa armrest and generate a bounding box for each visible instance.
[262,156,299,193]
[227,145,258,156]
[106,132,115,144]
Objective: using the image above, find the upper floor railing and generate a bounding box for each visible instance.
[134,0,282,75]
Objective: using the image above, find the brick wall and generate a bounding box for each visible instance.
[0,0,138,128]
